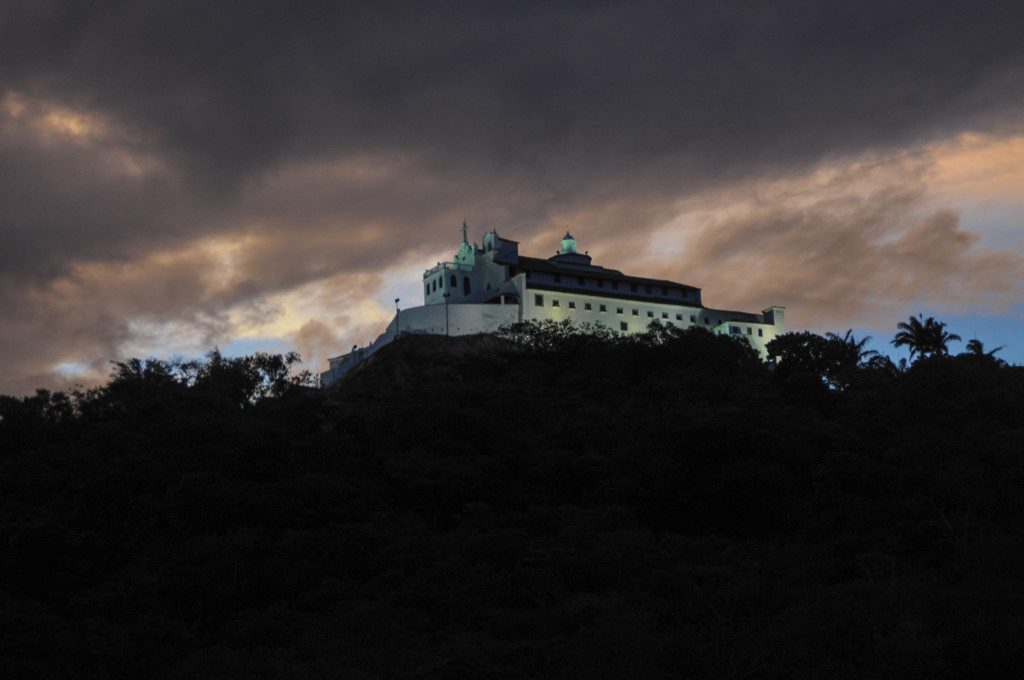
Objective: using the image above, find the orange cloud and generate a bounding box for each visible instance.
[930,132,1024,202]
[614,142,1024,329]
[3,120,1022,395]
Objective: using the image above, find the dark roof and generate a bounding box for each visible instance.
[526,283,699,308]
[515,256,700,292]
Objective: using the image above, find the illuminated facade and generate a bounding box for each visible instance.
[321,224,785,386]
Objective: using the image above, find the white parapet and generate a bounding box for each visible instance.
[320,303,521,387]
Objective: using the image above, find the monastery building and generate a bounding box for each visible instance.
[321,224,785,386]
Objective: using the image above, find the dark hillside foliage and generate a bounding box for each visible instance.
[2,326,1023,678]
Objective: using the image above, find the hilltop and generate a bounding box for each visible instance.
[2,325,1023,679]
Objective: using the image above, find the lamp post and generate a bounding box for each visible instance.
[443,291,450,336]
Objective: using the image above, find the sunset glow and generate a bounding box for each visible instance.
[2,2,1022,394]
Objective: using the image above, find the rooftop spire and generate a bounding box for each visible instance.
[461,219,469,245]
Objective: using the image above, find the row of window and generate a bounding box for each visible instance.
[534,294,764,337]
[426,275,472,296]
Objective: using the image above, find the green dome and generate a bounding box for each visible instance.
[560,230,577,254]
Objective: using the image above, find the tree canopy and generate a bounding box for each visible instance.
[892,314,962,359]
[1,322,1021,679]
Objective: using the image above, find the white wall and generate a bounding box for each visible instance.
[524,288,782,358]
[393,302,519,336]
[320,302,520,387]
[525,289,704,332]
[709,321,780,359]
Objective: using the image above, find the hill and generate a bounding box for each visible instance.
[2,326,1023,678]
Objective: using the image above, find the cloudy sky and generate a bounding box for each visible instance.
[2,0,1023,394]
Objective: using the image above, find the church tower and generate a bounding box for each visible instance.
[455,219,475,264]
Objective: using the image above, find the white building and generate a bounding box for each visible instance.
[321,224,785,386]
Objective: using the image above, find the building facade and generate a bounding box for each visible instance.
[321,224,785,386]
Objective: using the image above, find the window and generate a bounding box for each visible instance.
[425,283,430,295]
[661,286,668,295]
[620,321,628,331]
[647,311,654,318]
[704,317,710,324]
[554,274,561,283]
[717,318,723,326]
[645,284,652,293]
[510,266,517,277]
[584,303,592,311]
[632,309,639,316]
[681,290,689,298]
[568,301,576,309]
[577,276,585,285]
[747,327,753,335]
[616,307,623,314]
[758,329,763,337]
[729,325,742,335]
[630,283,638,292]
[676,313,683,320]
[662,312,669,319]
[450,274,457,287]
[463,276,471,296]
[599,304,607,312]
[552,299,559,307]
[612,281,619,290]
[597,279,604,288]
[690,315,696,323]
[535,294,543,306]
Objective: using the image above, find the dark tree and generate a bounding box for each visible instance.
[892,314,962,360]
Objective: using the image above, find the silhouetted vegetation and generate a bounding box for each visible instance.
[2,323,1022,678]
[892,314,962,359]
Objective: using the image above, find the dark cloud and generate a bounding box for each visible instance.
[2,1,1024,392]
[7,2,1024,191]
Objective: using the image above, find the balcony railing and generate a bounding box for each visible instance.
[424,261,474,276]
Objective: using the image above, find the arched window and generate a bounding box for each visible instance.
[463,276,471,296]
[450,274,457,288]
[425,283,430,295]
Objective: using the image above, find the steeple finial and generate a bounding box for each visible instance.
[461,219,469,245]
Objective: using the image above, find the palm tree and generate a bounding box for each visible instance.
[964,338,1005,359]
[892,315,927,359]
[823,329,880,389]
[825,329,878,366]
[892,314,961,360]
